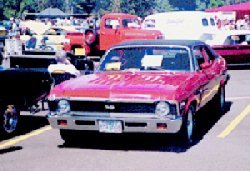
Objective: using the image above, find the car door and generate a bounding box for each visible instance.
[201,45,220,105]
[204,45,224,97]
[99,18,121,50]
[193,45,216,108]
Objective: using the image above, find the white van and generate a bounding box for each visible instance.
[142,11,219,42]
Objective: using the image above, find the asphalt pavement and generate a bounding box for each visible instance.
[0,69,250,171]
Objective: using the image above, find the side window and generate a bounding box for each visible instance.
[143,19,155,28]
[193,46,205,70]
[210,18,215,26]
[105,19,120,29]
[202,18,209,26]
[204,46,216,61]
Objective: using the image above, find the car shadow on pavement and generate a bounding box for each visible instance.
[191,101,232,146]
[59,101,232,153]
[228,65,250,70]
[0,146,22,155]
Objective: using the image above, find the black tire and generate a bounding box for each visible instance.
[60,130,96,145]
[214,85,225,115]
[0,105,20,136]
[60,129,74,143]
[178,105,196,145]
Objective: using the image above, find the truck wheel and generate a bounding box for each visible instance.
[214,85,225,115]
[178,105,196,145]
[85,31,96,46]
[0,105,19,135]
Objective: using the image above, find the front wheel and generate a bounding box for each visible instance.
[178,105,196,145]
[60,129,79,144]
[0,105,20,136]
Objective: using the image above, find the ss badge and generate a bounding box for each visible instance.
[105,105,115,110]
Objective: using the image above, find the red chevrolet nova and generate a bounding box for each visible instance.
[47,40,229,144]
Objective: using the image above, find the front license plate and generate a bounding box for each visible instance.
[99,120,122,133]
[74,48,85,56]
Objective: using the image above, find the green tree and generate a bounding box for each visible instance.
[169,0,196,10]
[208,0,224,8]
[120,0,157,17]
[155,0,176,13]
[196,0,208,10]
[225,0,249,5]
[110,0,121,13]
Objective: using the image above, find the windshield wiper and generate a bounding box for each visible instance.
[143,66,165,71]
[122,68,141,72]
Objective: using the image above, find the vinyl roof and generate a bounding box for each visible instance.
[112,39,206,48]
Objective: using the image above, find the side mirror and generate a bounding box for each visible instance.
[200,62,211,69]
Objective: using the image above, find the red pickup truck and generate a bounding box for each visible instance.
[64,13,163,57]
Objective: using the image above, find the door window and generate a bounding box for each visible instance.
[193,46,205,70]
[105,19,120,29]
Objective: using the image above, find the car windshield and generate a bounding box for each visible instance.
[98,46,190,72]
[224,34,250,45]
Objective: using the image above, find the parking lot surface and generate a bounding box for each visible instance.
[0,69,250,171]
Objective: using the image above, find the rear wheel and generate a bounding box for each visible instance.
[214,85,225,115]
[0,105,20,136]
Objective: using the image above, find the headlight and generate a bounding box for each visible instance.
[57,100,70,114]
[155,101,170,117]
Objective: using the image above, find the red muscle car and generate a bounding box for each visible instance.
[47,40,229,144]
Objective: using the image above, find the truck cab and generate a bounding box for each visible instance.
[84,13,163,56]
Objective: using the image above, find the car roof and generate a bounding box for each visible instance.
[144,11,215,21]
[217,29,250,36]
[112,39,206,49]
[102,13,138,19]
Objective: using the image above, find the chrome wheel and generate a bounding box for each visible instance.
[179,105,195,144]
[2,105,19,134]
[186,108,194,141]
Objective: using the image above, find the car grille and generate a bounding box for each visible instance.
[49,100,177,114]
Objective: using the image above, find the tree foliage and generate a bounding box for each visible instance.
[1,0,248,19]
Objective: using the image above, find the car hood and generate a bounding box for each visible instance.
[122,29,163,39]
[51,71,197,101]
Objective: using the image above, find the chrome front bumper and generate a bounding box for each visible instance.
[47,112,183,134]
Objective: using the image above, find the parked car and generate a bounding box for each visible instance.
[20,27,66,51]
[47,40,229,144]
[208,30,250,66]
[0,68,53,136]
